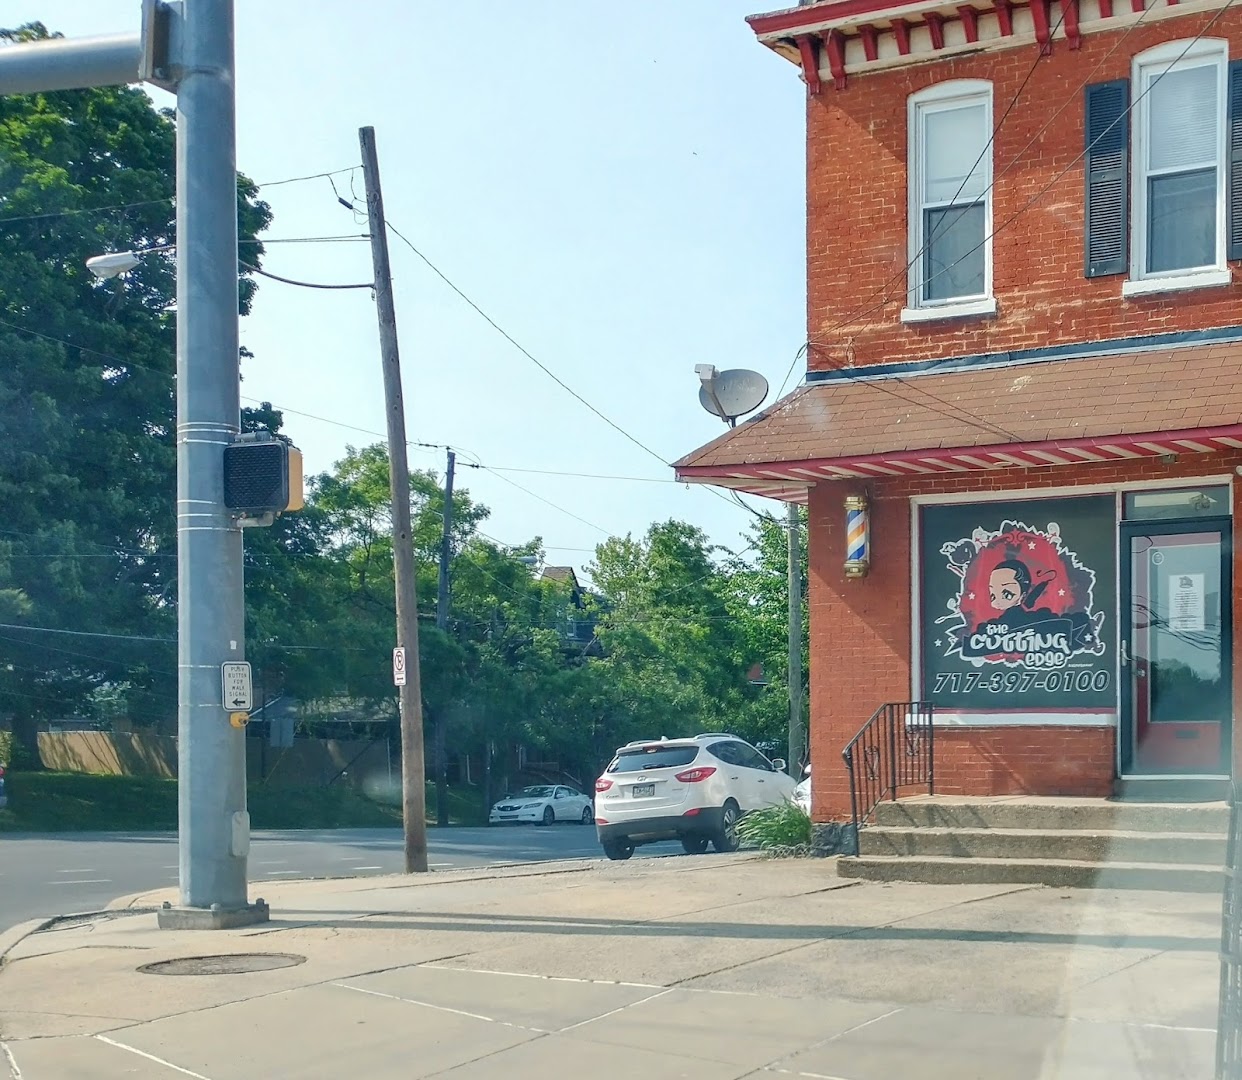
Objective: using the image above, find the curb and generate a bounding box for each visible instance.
[0,918,55,966]
[1,907,161,966]
[106,891,157,912]
[104,851,760,909]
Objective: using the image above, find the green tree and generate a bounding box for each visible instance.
[719,509,808,762]
[0,22,271,757]
[587,520,753,746]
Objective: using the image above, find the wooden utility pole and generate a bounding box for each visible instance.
[787,501,805,777]
[358,125,428,872]
[435,449,456,827]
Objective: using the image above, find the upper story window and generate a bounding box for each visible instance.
[1134,41,1226,282]
[905,80,995,322]
[1085,40,1239,295]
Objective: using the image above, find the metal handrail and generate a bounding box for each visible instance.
[841,701,935,835]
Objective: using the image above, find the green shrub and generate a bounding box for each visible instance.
[735,800,813,851]
[0,730,11,767]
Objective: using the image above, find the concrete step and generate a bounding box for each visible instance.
[859,826,1227,865]
[1114,778,1229,802]
[876,797,1229,834]
[839,854,1224,892]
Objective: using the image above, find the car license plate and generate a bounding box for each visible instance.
[631,783,655,798]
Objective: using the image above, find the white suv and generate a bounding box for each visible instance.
[593,734,797,860]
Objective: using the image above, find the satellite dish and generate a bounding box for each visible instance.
[697,367,769,426]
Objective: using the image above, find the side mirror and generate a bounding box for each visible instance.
[771,758,786,772]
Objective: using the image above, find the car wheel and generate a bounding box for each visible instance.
[580,805,594,825]
[712,800,741,853]
[681,836,709,855]
[602,839,634,861]
[540,805,555,827]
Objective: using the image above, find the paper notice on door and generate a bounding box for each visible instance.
[1169,573,1206,633]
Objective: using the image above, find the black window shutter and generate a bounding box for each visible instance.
[1084,79,1130,278]
[1228,60,1242,261]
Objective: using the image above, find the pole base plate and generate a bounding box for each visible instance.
[157,898,270,931]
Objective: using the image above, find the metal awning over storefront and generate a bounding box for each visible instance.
[674,340,1242,502]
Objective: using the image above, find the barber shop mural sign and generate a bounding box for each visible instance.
[920,496,1116,710]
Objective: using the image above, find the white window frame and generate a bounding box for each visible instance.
[904,80,996,323]
[1124,39,1229,297]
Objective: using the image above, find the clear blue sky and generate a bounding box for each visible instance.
[36,1,806,575]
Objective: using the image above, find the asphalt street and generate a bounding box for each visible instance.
[0,825,682,933]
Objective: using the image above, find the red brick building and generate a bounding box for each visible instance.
[677,0,1242,825]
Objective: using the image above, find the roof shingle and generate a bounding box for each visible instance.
[674,344,1242,471]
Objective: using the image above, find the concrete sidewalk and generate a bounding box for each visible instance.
[0,854,1223,1079]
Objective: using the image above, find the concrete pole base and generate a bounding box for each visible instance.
[157,898,270,930]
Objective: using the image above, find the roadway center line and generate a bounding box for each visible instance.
[350,866,383,871]
[46,879,111,885]
[94,1035,213,1080]
[58,868,96,874]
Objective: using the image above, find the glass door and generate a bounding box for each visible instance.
[1119,520,1232,775]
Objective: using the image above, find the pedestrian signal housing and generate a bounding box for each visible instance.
[223,433,304,517]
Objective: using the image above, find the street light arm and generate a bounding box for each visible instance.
[0,33,142,95]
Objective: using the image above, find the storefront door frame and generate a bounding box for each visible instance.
[1118,516,1233,778]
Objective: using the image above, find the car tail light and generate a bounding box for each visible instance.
[674,767,717,783]
[595,778,612,793]
[595,818,608,825]
[682,807,701,817]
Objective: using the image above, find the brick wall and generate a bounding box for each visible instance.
[933,727,1116,798]
[807,452,1242,820]
[806,9,1242,373]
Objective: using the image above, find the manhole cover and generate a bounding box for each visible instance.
[138,953,306,976]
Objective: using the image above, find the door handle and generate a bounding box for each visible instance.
[1120,640,1130,666]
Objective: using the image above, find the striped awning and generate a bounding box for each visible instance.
[673,342,1242,502]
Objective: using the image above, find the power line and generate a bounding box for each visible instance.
[240,261,372,291]
[481,464,679,484]
[240,235,370,245]
[0,197,171,226]
[0,166,359,226]
[381,218,674,471]
[910,7,1232,308]
[768,4,1168,449]
[374,218,779,522]
[0,621,174,643]
[771,8,1065,403]
[253,166,357,189]
[478,469,613,536]
[793,0,1163,376]
[0,306,745,539]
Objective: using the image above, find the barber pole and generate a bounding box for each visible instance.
[844,494,870,579]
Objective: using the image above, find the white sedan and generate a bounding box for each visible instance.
[488,785,594,826]
[793,765,811,814]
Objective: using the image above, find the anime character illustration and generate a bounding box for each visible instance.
[936,520,1106,668]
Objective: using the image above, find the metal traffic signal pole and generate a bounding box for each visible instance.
[358,125,430,873]
[168,0,256,923]
[0,1,266,927]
